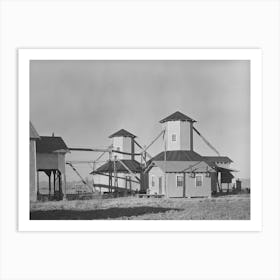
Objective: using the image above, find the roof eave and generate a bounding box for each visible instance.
[159,119,196,124]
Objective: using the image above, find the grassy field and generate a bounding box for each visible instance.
[30,194,250,220]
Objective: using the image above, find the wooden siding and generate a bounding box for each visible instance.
[211,172,218,193]
[184,173,212,197]
[149,166,165,195]
[153,160,215,173]
[57,154,66,173]
[166,173,212,197]
[30,140,37,202]
[166,173,184,197]
[149,165,214,197]
[36,153,65,173]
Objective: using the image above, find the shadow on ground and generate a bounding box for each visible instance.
[30,206,181,220]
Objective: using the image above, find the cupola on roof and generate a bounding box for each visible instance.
[159,111,196,123]
[109,129,136,139]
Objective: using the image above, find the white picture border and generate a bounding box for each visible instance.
[18,48,262,232]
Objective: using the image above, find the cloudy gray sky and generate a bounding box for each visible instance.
[30,60,250,180]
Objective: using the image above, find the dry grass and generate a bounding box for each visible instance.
[30,194,250,220]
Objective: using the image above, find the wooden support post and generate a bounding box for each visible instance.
[108,149,112,193]
[58,172,62,199]
[53,170,56,194]
[217,172,222,192]
[113,156,118,197]
[131,138,135,161]
[92,162,96,193]
[183,173,186,198]
[37,171,40,197]
[190,122,194,151]
[109,172,112,192]
[58,172,61,192]
[63,172,67,200]
[163,127,167,198]
[124,176,128,196]
[48,173,51,198]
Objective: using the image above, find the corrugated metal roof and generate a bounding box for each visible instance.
[30,122,40,139]
[151,150,203,161]
[204,156,233,163]
[109,129,136,138]
[153,160,215,173]
[36,136,68,153]
[159,111,196,123]
[93,159,142,173]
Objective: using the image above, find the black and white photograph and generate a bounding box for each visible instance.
[29,58,250,221]
[1,1,279,280]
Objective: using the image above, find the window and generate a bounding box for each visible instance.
[151,175,156,187]
[172,134,176,141]
[195,175,203,187]
[176,175,184,187]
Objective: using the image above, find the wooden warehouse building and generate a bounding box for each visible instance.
[29,122,40,202]
[147,111,234,198]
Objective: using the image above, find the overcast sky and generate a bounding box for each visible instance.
[30,60,250,180]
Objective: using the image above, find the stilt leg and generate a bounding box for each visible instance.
[37,171,40,200]
[53,170,56,199]
[48,174,51,199]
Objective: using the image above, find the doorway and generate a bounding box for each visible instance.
[158,177,163,194]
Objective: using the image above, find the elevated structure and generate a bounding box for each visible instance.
[92,129,142,194]
[36,135,69,200]
[109,129,136,160]
[160,111,196,151]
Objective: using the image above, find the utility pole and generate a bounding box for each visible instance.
[113,155,118,197]
[163,128,167,198]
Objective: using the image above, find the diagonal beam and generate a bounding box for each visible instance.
[143,129,165,152]
[66,162,95,192]
[193,127,220,156]
[118,160,141,183]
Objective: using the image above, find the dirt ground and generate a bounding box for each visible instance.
[30,194,250,220]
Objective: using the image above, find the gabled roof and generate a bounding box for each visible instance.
[150,150,203,162]
[152,160,215,173]
[203,156,233,164]
[92,159,142,174]
[159,111,196,123]
[109,129,136,139]
[30,122,40,139]
[36,136,68,154]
